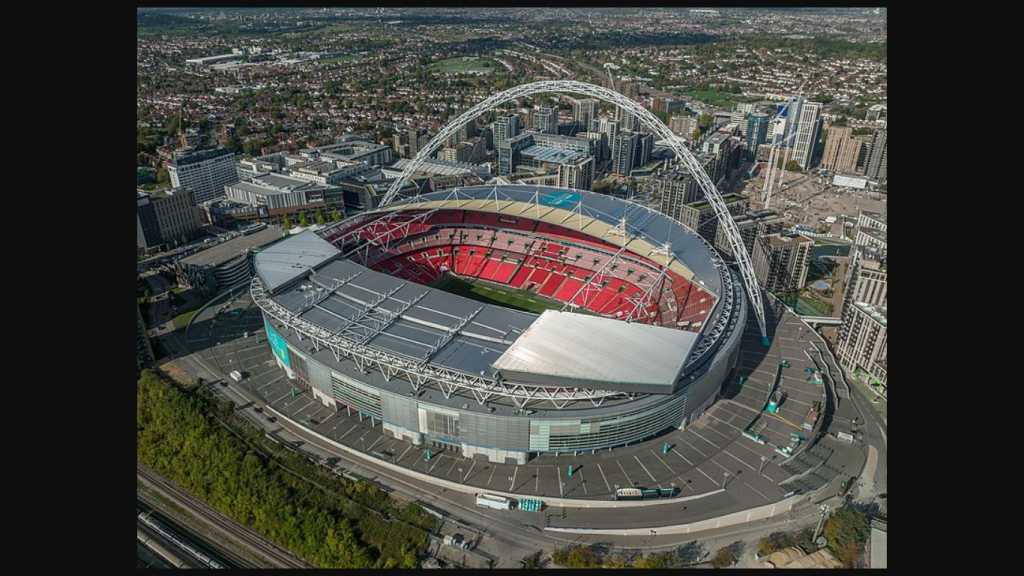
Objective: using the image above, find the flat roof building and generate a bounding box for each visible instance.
[177,224,284,295]
[137,188,200,254]
[168,147,239,205]
[752,232,813,293]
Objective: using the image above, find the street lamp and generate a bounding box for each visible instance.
[722,471,730,489]
[760,455,768,475]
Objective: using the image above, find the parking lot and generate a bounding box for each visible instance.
[185,290,857,521]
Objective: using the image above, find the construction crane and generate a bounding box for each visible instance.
[760,80,809,210]
[603,63,616,91]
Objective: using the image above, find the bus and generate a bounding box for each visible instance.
[475,493,513,510]
[614,487,679,500]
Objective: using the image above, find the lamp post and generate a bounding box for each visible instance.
[723,471,730,490]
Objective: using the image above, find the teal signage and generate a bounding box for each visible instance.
[264,319,291,368]
[539,191,580,207]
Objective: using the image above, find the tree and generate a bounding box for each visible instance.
[282,214,292,232]
[330,209,342,222]
[710,541,743,568]
[692,127,702,141]
[519,550,547,569]
[298,212,309,227]
[824,505,869,567]
[315,210,325,226]
[156,167,170,185]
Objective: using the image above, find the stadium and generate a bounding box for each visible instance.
[250,184,747,465]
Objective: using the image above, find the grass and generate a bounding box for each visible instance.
[173,308,201,329]
[428,57,498,74]
[775,291,832,316]
[433,274,563,315]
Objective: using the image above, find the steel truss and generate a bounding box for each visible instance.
[378,80,767,340]
[251,277,629,410]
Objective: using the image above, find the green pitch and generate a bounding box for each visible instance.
[433,275,563,315]
[428,57,498,74]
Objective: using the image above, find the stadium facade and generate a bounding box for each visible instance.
[251,185,746,465]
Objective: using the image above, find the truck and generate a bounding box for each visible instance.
[475,493,513,510]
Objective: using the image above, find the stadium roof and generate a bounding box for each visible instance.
[265,257,536,378]
[384,185,725,296]
[254,230,340,293]
[491,311,698,394]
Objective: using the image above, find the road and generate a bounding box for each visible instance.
[144,278,884,563]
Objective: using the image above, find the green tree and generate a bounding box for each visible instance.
[283,214,292,231]
[824,505,869,567]
[156,167,170,185]
[710,541,743,568]
[298,212,309,227]
[692,127,702,141]
[330,209,342,222]
[315,210,325,226]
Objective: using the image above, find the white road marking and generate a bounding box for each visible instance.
[616,459,634,487]
[650,450,676,475]
[634,455,658,483]
[596,463,611,492]
[695,466,720,487]
[671,446,696,463]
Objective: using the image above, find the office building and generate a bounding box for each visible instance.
[746,113,770,162]
[612,131,639,176]
[493,115,521,149]
[224,173,345,221]
[557,156,595,191]
[791,101,823,169]
[168,147,239,205]
[653,167,702,221]
[137,188,200,254]
[751,232,813,292]
[634,133,655,170]
[677,193,749,242]
[578,131,608,162]
[653,96,685,115]
[137,301,154,371]
[670,115,698,138]
[598,118,620,161]
[617,107,640,133]
[836,301,887,388]
[497,132,533,176]
[571,98,598,132]
[820,126,863,174]
[866,128,887,182]
[714,209,785,259]
[534,106,558,134]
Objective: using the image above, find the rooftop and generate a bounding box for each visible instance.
[520,145,585,165]
[171,147,233,167]
[855,301,887,325]
[179,225,284,268]
[491,310,698,394]
[254,230,340,292]
[686,193,746,211]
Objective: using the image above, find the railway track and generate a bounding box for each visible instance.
[138,464,310,569]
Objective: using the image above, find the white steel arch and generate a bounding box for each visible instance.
[381,80,768,340]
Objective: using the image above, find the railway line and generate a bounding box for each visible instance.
[137,464,310,569]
